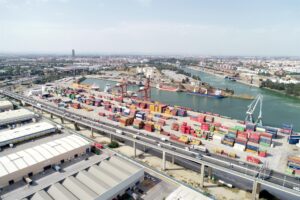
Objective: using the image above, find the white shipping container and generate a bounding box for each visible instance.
[213,134,223,141]
[233,143,245,151]
[256,127,266,132]
[219,127,228,133]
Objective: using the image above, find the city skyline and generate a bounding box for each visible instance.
[1,0,300,56]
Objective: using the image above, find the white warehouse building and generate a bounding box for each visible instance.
[0,109,37,127]
[0,122,57,148]
[21,155,144,200]
[0,101,13,112]
[0,135,90,188]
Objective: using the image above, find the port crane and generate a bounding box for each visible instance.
[245,94,263,126]
[112,78,130,98]
[137,78,151,101]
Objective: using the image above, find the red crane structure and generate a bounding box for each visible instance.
[112,78,129,98]
[137,78,151,101]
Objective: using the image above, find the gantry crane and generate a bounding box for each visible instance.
[112,78,129,98]
[245,94,263,126]
[137,78,151,101]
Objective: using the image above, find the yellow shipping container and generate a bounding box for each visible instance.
[190,139,201,145]
[130,105,136,110]
[245,149,257,154]
[149,104,155,112]
[229,152,236,158]
[179,135,189,143]
[154,124,161,130]
[214,148,223,154]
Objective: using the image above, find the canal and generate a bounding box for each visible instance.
[82,69,300,131]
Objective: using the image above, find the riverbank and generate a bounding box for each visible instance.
[188,66,260,88]
[261,87,300,100]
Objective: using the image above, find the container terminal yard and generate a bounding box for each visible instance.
[1,76,300,200]
[0,97,211,199]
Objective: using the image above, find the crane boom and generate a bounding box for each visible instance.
[245,94,263,125]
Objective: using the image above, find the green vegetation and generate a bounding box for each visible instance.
[108,141,119,148]
[260,79,300,96]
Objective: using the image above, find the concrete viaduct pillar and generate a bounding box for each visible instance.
[200,164,205,188]
[208,167,213,179]
[133,141,136,158]
[60,117,64,124]
[90,127,94,138]
[74,122,80,131]
[50,114,54,119]
[162,151,166,170]
[252,180,261,200]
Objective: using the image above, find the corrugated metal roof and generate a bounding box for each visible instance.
[31,190,54,200]
[106,157,134,175]
[96,163,122,182]
[99,160,129,180]
[75,171,108,195]
[0,135,90,179]
[62,176,98,200]
[0,122,56,146]
[47,183,78,200]
[87,165,119,187]
[166,185,213,200]
[0,109,35,125]
[0,101,13,109]
[7,155,144,200]
[110,156,140,174]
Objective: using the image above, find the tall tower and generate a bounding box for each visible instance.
[72,49,75,57]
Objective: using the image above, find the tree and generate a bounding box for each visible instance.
[108,141,119,148]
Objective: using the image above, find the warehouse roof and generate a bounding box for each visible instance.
[6,155,144,200]
[0,122,56,145]
[166,185,213,200]
[0,109,36,125]
[0,135,90,178]
[0,101,13,109]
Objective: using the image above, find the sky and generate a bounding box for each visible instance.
[0,0,300,56]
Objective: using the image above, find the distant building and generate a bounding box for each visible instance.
[72,49,75,57]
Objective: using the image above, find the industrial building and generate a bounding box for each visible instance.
[0,109,37,127]
[0,134,90,189]
[0,122,57,148]
[166,185,213,200]
[3,155,144,200]
[0,101,13,112]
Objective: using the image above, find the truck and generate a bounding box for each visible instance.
[191,145,207,152]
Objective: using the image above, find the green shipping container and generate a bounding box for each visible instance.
[259,142,270,147]
[234,126,245,131]
[286,167,294,175]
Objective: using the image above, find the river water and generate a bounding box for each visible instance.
[82,69,300,131]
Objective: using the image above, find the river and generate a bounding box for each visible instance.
[82,68,300,131]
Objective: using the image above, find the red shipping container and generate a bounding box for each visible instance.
[213,122,222,127]
[258,151,267,157]
[260,132,272,139]
[246,156,260,164]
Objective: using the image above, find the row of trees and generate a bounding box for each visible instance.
[260,79,300,96]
